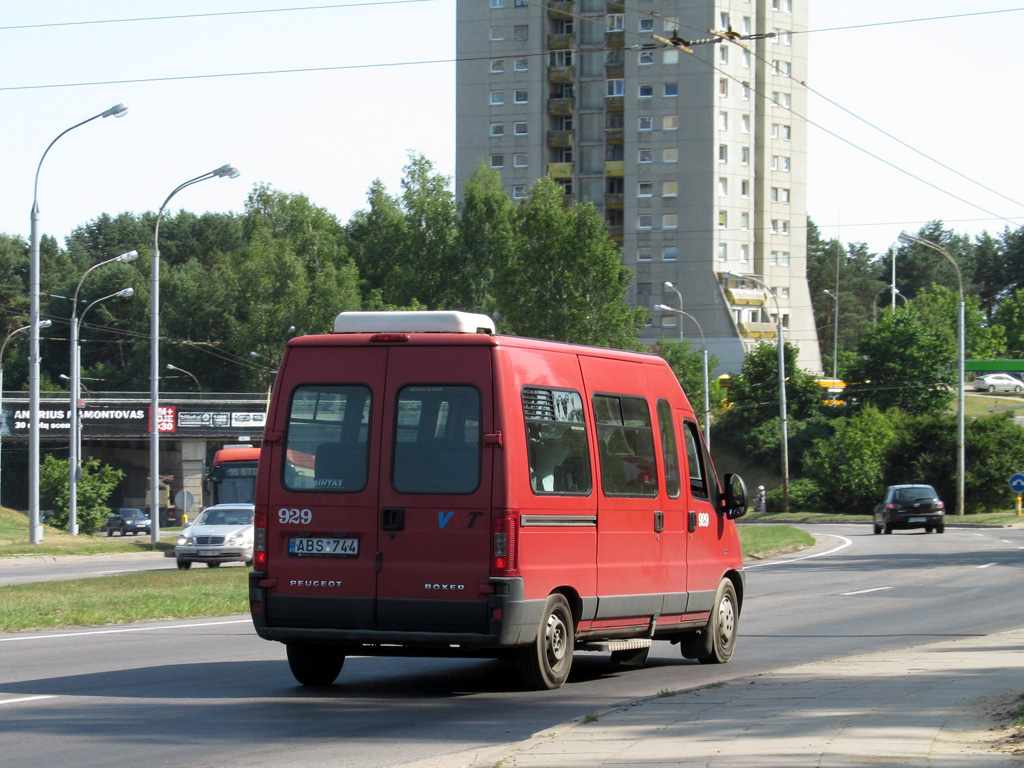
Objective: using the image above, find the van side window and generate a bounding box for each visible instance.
[522,387,592,495]
[656,399,681,498]
[594,394,658,498]
[682,420,709,501]
[284,385,371,492]
[393,385,481,494]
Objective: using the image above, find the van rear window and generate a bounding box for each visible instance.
[594,394,658,498]
[283,386,371,492]
[522,387,592,495]
[393,385,481,494]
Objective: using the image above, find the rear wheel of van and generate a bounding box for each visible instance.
[682,580,738,664]
[515,594,574,690]
[286,643,345,687]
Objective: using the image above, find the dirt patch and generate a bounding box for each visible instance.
[988,692,1024,756]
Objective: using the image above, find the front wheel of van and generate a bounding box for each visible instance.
[698,579,739,664]
[286,644,345,687]
[515,594,574,690]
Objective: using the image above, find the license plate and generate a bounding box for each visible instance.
[204,550,221,557]
[289,537,359,556]
[908,517,926,523]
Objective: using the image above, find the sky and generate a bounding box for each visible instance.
[1,1,1022,258]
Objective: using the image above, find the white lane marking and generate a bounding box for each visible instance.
[745,533,853,569]
[841,586,893,596]
[0,618,251,643]
[0,695,57,705]
[977,563,997,569]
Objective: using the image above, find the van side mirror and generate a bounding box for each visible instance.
[722,473,747,519]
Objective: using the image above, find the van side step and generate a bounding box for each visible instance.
[581,638,652,653]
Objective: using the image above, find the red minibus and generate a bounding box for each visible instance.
[249,311,747,689]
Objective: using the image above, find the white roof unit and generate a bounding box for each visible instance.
[333,310,496,335]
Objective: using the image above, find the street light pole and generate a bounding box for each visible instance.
[724,271,789,513]
[151,165,240,544]
[69,286,134,535]
[2,321,51,508]
[68,250,138,535]
[29,103,127,544]
[663,281,684,343]
[822,289,838,381]
[655,304,711,448]
[898,231,965,517]
[165,363,202,393]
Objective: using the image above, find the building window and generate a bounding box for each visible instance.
[718,210,728,228]
[663,115,678,130]
[639,18,654,32]
[742,16,751,34]
[775,28,792,45]
[771,187,791,203]
[606,13,624,30]
[664,83,678,97]
[772,91,791,108]
[490,26,505,41]
[771,219,790,235]
[490,58,505,73]
[740,244,750,263]
[639,84,654,98]
[741,179,750,197]
[718,177,728,196]
[772,155,791,171]
[550,49,573,66]
[513,24,529,40]
[607,79,625,97]
[773,60,792,77]
[663,148,678,163]
[778,286,790,298]
[490,154,504,168]
[638,182,653,197]
[718,144,728,163]
[514,0,527,6]
[513,122,528,135]
[491,0,504,7]
[741,114,750,133]
[514,153,528,167]
[512,185,526,199]
[662,246,678,261]
[638,116,653,131]
[490,123,505,137]
[719,78,728,98]
[662,314,678,329]
[742,49,751,68]
[514,90,528,103]
[664,49,679,64]
[637,249,652,263]
[639,50,654,65]
[718,111,728,130]
[720,11,730,28]
[663,16,678,32]
[514,57,529,71]
[663,214,678,229]
[719,44,729,64]
[638,148,653,163]
[718,242,728,261]
[740,211,750,230]
[741,146,750,165]
[490,91,505,105]
[662,181,678,197]
[781,251,791,265]
[741,81,750,100]
[638,214,653,230]
[770,251,778,266]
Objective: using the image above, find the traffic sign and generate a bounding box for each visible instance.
[1010,474,1024,494]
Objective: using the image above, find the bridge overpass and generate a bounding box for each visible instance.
[1,392,268,518]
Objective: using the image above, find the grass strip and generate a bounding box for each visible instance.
[738,525,814,560]
[0,568,249,632]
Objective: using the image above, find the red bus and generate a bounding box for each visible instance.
[207,447,260,506]
[249,311,747,689]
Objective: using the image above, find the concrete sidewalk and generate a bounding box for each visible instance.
[407,628,1024,768]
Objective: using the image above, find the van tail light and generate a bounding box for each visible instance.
[254,504,268,569]
[492,511,519,577]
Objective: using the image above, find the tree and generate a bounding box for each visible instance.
[40,456,124,534]
[910,284,1005,360]
[456,161,517,315]
[995,287,1024,355]
[653,339,718,421]
[493,176,645,348]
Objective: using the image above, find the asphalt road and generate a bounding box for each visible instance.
[0,523,1021,768]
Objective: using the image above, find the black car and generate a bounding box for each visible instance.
[873,485,945,534]
[105,508,151,536]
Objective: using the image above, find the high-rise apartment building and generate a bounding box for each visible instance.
[455,0,822,374]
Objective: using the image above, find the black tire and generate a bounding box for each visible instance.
[106,527,113,537]
[884,522,893,534]
[176,560,191,570]
[936,523,945,534]
[515,593,575,689]
[873,522,882,534]
[120,526,127,536]
[697,579,739,665]
[925,526,933,533]
[286,643,345,687]
[207,561,221,568]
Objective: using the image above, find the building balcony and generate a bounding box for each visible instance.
[604,193,624,209]
[607,225,624,241]
[727,288,769,306]
[548,1,574,19]
[547,130,573,148]
[739,321,778,338]
[605,61,624,78]
[604,160,625,176]
[604,30,625,47]
[547,162,573,179]
[605,0,625,11]
[548,33,573,50]
[547,65,575,83]
[604,127,624,144]
[604,95,624,112]
[547,97,575,115]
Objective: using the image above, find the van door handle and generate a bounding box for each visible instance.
[382,507,405,531]
[688,511,697,533]
[653,510,664,533]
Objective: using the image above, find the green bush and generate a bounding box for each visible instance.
[765,478,822,513]
[39,456,124,534]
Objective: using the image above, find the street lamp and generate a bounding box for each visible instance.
[723,270,789,513]
[166,363,202,393]
[68,250,138,535]
[655,304,711,448]
[663,281,683,343]
[872,285,906,328]
[151,165,240,544]
[2,321,52,507]
[29,102,127,544]
[898,231,965,517]
[69,287,134,535]
[822,289,838,381]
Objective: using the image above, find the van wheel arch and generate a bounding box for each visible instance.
[681,577,740,664]
[515,592,576,690]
